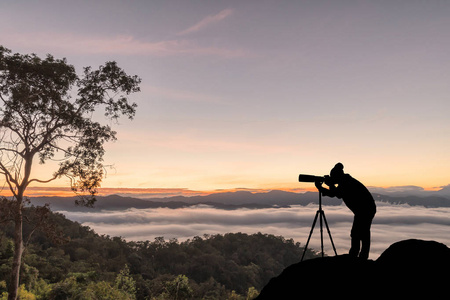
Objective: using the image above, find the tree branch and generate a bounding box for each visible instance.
[0,160,19,198]
[0,147,21,156]
[28,175,58,185]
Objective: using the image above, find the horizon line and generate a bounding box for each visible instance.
[0,184,448,199]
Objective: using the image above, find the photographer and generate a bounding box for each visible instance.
[315,163,376,260]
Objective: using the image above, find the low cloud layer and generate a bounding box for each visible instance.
[59,203,450,259]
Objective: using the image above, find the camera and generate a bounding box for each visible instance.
[298,174,338,260]
[298,174,325,183]
[299,174,334,185]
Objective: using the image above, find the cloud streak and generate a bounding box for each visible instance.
[1,32,245,58]
[178,9,233,36]
[59,203,450,259]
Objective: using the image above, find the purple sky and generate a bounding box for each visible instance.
[1,1,449,192]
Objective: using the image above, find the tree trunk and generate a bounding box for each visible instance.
[7,156,32,300]
[8,202,23,300]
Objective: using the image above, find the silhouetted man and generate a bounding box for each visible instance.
[315,163,376,259]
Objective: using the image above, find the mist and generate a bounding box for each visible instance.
[59,202,450,259]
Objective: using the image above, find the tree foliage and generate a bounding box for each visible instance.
[0,45,140,299]
[0,46,140,201]
[0,208,320,299]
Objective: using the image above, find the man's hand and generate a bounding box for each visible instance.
[315,180,332,197]
[315,181,323,190]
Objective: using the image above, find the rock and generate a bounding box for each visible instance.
[256,239,450,299]
[376,239,450,267]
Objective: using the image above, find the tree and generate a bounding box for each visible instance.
[115,264,136,299]
[0,46,140,300]
[162,275,193,300]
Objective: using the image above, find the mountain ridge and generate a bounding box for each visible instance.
[26,189,450,212]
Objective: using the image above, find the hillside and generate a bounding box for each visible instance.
[0,208,319,299]
[2,194,449,299]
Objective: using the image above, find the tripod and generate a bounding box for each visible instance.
[300,189,337,261]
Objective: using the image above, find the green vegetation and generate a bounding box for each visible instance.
[1,45,140,299]
[0,207,319,299]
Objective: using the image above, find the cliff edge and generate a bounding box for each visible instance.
[256,239,450,299]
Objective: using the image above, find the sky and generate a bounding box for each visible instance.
[1,0,449,194]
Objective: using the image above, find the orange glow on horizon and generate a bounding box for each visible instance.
[0,186,319,199]
[1,183,445,199]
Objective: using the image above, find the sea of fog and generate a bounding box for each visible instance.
[58,202,450,260]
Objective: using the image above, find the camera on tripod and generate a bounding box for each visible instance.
[298,173,338,260]
[298,174,333,186]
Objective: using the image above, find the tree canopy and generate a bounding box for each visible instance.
[0,45,141,299]
[0,208,320,299]
[0,46,140,201]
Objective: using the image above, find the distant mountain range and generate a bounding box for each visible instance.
[28,189,450,212]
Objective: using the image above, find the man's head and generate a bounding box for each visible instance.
[330,162,344,183]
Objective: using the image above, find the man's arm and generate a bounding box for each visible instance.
[315,181,337,198]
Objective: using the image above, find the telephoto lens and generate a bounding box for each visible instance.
[298,174,325,183]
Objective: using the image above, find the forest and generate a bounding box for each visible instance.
[0,206,319,299]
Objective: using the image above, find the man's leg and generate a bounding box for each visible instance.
[349,238,360,257]
[359,231,371,260]
[358,214,374,260]
[349,216,360,257]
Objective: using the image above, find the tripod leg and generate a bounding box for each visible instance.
[301,210,320,261]
[319,210,324,257]
[321,211,338,256]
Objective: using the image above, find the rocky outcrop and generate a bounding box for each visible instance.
[256,239,450,299]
